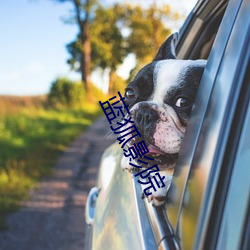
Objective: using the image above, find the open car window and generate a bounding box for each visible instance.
[138,0,230,248]
[163,0,250,249]
[166,0,234,230]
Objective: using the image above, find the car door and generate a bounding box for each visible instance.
[90,143,158,250]
[85,0,248,249]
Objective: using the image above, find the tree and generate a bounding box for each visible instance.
[54,0,98,97]
[124,4,172,70]
[48,77,85,107]
[67,4,127,95]
[90,4,127,94]
[65,3,174,94]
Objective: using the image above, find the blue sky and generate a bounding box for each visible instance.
[0,0,196,96]
[0,0,78,95]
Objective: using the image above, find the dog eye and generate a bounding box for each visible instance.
[175,97,192,108]
[125,89,136,99]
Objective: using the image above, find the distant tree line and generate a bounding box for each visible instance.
[51,0,175,97]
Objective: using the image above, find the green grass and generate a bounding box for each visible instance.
[0,97,102,230]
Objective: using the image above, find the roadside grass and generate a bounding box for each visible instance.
[0,96,103,230]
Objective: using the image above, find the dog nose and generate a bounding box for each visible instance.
[134,109,159,131]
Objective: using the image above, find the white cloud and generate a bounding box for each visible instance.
[25,62,45,74]
[0,62,48,95]
[1,62,45,83]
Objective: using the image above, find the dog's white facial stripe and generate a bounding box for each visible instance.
[152,59,206,104]
[152,60,185,104]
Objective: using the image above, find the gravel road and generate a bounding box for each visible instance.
[0,116,115,250]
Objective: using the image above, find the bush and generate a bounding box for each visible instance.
[112,74,126,94]
[90,84,109,102]
[48,77,85,108]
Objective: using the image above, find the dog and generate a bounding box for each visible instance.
[120,33,206,206]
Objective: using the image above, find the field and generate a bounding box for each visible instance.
[0,95,102,229]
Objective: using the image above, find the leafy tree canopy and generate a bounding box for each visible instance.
[67,3,172,72]
[64,2,174,94]
[124,4,172,65]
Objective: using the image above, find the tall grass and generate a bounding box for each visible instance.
[0,95,103,230]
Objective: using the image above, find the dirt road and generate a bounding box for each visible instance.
[0,116,115,250]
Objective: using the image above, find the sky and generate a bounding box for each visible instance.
[0,0,197,96]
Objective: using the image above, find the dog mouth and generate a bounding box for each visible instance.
[142,145,179,166]
[146,152,178,165]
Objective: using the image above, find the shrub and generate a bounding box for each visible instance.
[90,84,109,102]
[48,77,85,108]
[112,74,126,94]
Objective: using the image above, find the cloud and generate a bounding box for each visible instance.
[0,62,48,95]
[1,62,45,83]
[25,62,45,74]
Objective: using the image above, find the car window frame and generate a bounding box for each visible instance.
[214,61,250,250]
[163,0,250,248]
[177,0,229,60]
[193,0,250,247]
[165,0,233,233]
[202,1,250,246]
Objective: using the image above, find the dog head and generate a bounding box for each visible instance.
[124,33,206,171]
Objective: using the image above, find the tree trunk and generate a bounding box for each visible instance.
[81,21,91,98]
[73,0,92,98]
[108,70,115,95]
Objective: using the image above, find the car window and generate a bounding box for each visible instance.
[137,0,230,248]
[165,0,232,231]
[164,0,249,248]
[215,74,250,250]
[177,0,228,60]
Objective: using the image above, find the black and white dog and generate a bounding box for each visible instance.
[121,33,206,206]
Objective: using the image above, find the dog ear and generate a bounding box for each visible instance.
[153,32,179,61]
